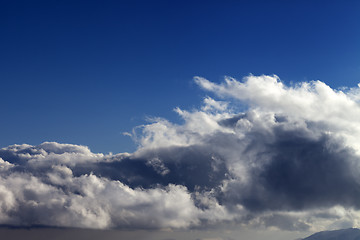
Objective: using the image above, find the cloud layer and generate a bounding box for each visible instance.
[2,75,360,231]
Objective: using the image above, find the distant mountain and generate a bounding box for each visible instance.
[302,228,360,240]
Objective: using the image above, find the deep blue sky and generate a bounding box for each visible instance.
[1,0,360,153]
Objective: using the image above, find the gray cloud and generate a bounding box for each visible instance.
[2,75,360,231]
[222,127,360,212]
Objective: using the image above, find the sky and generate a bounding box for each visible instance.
[1,1,360,240]
[2,0,360,153]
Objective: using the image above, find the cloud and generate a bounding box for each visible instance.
[0,142,232,229]
[2,75,360,231]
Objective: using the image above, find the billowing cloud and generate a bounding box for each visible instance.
[2,75,360,231]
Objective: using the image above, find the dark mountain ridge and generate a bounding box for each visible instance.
[302,228,360,240]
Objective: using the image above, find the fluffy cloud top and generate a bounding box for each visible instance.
[2,75,360,232]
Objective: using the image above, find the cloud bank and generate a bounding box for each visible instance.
[2,75,360,231]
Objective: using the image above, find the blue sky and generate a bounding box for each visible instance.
[1,1,360,153]
[3,1,360,238]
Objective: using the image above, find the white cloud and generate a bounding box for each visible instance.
[2,75,360,232]
[195,75,360,153]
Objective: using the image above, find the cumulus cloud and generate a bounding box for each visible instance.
[2,74,360,231]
